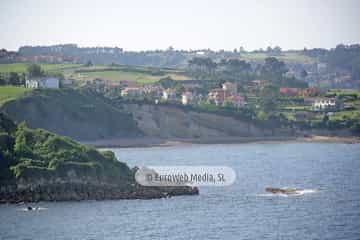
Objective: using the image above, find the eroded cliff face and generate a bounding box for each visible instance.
[121,104,276,138]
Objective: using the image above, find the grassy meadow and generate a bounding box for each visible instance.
[0,86,32,105]
[0,63,189,84]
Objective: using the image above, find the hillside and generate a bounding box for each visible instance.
[1,88,293,143]
[1,88,143,140]
[0,112,198,203]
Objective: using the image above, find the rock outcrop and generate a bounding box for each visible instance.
[0,182,198,203]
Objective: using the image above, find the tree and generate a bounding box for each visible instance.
[8,72,20,85]
[260,57,288,84]
[259,84,279,112]
[188,57,217,80]
[0,76,6,85]
[174,83,185,97]
[300,69,308,79]
[27,64,44,78]
[85,60,93,67]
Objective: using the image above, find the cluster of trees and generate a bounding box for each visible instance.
[0,72,25,86]
[304,44,360,79]
[187,57,308,88]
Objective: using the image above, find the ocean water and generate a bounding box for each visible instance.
[1,143,360,240]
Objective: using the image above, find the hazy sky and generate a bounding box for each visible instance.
[1,0,359,51]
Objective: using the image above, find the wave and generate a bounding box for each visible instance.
[257,188,318,197]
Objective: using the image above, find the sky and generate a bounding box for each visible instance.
[0,0,359,51]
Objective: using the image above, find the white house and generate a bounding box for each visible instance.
[26,77,60,89]
[181,91,194,105]
[312,97,342,110]
[222,82,237,94]
[162,89,177,101]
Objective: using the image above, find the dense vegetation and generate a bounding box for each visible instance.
[0,112,132,183]
[304,44,360,80]
[187,57,308,88]
[16,44,318,68]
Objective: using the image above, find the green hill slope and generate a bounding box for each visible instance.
[1,88,143,140]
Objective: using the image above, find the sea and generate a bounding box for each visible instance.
[1,142,360,240]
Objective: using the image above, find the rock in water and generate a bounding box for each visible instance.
[265,187,302,195]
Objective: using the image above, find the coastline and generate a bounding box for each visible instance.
[82,135,360,148]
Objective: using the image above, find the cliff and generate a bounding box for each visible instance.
[121,103,278,139]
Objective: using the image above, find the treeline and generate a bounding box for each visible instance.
[187,57,308,88]
[304,44,360,79]
[0,72,25,86]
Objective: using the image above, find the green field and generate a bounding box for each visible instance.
[0,86,32,105]
[0,63,81,74]
[240,52,316,64]
[0,63,189,84]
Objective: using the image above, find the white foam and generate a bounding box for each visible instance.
[257,189,317,197]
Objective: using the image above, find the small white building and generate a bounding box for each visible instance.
[26,77,60,89]
[312,97,342,110]
[162,89,177,101]
[222,82,237,94]
[181,91,194,105]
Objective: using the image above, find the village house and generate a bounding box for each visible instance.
[252,80,267,88]
[181,91,194,105]
[279,87,301,97]
[222,81,237,94]
[61,79,74,87]
[121,86,144,97]
[312,97,343,110]
[142,85,163,98]
[208,88,227,106]
[301,87,320,97]
[226,95,246,108]
[25,77,60,89]
[162,89,177,102]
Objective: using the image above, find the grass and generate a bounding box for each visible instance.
[0,63,81,74]
[240,52,316,64]
[71,70,161,83]
[0,86,32,105]
[330,110,360,121]
[283,105,312,111]
[0,63,189,85]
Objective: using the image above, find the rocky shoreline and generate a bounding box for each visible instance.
[0,183,199,204]
[82,135,360,148]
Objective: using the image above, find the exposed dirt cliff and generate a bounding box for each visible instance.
[121,103,285,139]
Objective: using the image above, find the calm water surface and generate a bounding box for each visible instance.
[1,143,360,240]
